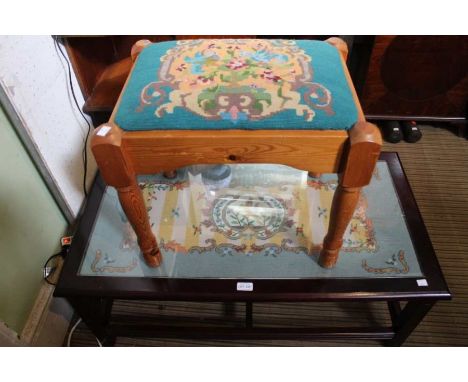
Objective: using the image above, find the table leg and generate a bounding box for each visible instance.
[386,300,435,346]
[452,121,468,139]
[68,296,114,344]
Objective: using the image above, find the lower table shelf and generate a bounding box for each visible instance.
[55,152,450,346]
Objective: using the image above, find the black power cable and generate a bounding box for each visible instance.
[43,253,62,286]
[43,237,72,286]
[52,35,92,198]
[45,37,90,286]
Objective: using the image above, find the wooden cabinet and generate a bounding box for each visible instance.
[361,36,468,123]
[66,36,175,125]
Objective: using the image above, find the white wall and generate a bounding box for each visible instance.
[0,35,97,217]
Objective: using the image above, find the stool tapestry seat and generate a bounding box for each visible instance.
[114,39,358,131]
[91,37,382,269]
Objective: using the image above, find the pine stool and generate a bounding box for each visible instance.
[91,37,381,269]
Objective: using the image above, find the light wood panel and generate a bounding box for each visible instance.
[123,129,348,174]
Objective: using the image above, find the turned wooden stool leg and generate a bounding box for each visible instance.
[91,123,161,267]
[318,185,360,268]
[116,180,161,267]
[163,170,177,179]
[318,121,382,268]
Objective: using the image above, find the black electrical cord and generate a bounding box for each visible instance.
[52,35,92,198]
[43,253,62,286]
[43,243,70,286]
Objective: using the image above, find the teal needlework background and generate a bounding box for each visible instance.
[114,39,358,131]
[78,161,423,279]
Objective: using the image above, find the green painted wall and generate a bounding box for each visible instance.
[0,104,67,334]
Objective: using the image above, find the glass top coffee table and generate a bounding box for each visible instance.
[55,152,450,346]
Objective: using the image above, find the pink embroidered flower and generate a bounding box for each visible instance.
[194,76,213,85]
[260,70,281,82]
[307,180,323,190]
[226,59,248,70]
[174,182,186,190]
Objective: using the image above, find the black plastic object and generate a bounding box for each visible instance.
[401,121,422,143]
[381,120,402,143]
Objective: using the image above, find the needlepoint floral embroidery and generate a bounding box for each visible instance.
[137,39,335,123]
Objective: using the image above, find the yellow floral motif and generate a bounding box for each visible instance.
[139,39,335,123]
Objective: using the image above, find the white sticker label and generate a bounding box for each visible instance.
[97,125,111,136]
[412,127,418,131]
[237,282,253,292]
[393,127,400,131]
[417,279,428,287]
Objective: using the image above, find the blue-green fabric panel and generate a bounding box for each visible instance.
[114,40,358,131]
[78,161,423,279]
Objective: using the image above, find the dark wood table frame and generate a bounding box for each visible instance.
[54,152,451,346]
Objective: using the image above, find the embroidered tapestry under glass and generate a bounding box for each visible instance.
[79,161,423,279]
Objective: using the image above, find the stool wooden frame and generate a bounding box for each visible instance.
[91,37,382,269]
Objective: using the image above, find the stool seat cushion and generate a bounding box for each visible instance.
[114,39,358,131]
